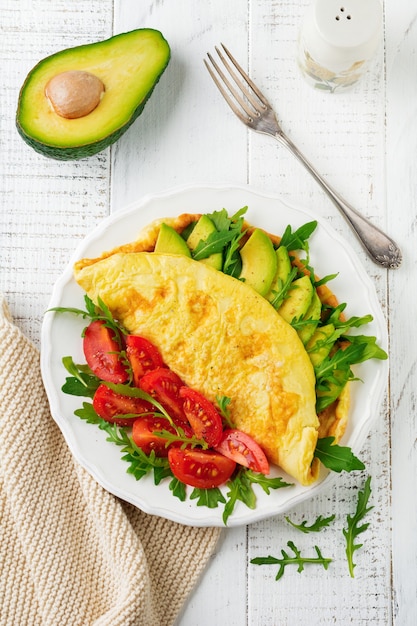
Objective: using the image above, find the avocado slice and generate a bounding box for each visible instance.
[278,274,313,324]
[239,229,277,296]
[187,215,223,270]
[306,323,335,368]
[16,29,170,160]
[297,289,322,345]
[154,223,191,257]
[266,245,292,305]
[272,245,292,285]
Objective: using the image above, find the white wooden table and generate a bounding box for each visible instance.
[1,1,416,624]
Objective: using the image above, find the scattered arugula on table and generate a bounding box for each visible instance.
[253,475,373,580]
[343,475,374,577]
[251,541,332,580]
[285,513,336,534]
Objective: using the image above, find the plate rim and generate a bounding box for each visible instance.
[41,182,388,527]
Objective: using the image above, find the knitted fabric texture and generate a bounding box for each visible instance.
[0,296,222,626]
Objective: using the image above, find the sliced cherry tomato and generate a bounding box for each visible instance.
[215,429,270,474]
[179,387,223,447]
[125,335,164,386]
[132,415,178,456]
[83,320,128,383]
[139,367,188,426]
[93,384,153,426]
[168,448,236,489]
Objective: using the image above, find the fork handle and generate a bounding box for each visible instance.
[276,132,402,269]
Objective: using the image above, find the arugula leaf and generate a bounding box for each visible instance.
[48,305,91,318]
[199,206,247,276]
[268,266,298,310]
[342,334,388,362]
[103,382,176,426]
[155,428,208,450]
[61,356,101,397]
[314,273,339,288]
[222,469,256,524]
[169,477,187,501]
[314,343,365,381]
[222,469,292,525]
[216,395,235,428]
[192,229,241,260]
[74,401,102,424]
[49,294,128,342]
[62,376,100,398]
[314,437,365,473]
[285,514,336,533]
[154,465,173,485]
[251,541,332,580]
[343,476,373,577]
[121,441,170,482]
[77,415,171,482]
[279,221,318,252]
[245,471,293,494]
[313,333,387,413]
[208,206,247,231]
[190,487,226,508]
[326,304,372,329]
[222,229,246,277]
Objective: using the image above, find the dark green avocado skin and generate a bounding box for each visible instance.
[15,29,171,161]
[16,80,163,160]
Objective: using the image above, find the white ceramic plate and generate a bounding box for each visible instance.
[41,184,388,527]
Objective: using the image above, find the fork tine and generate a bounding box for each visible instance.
[205,45,268,123]
[213,46,264,115]
[218,44,270,109]
[204,54,253,124]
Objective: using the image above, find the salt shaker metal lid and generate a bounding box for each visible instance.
[298,0,383,92]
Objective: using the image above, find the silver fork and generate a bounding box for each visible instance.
[204,44,402,269]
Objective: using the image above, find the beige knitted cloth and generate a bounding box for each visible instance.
[0,296,222,626]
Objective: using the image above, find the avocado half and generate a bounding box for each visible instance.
[16,29,170,160]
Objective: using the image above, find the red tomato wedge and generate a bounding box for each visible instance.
[93,384,153,426]
[215,429,270,474]
[179,387,223,447]
[132,415,177,456]
[168,448,236,489]
[125,335,164,386]
[139,367,188,426]
[83,320,128,383]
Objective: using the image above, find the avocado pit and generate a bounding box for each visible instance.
[45,70,105,119]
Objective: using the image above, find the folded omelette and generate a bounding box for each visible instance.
[74,248,321,486]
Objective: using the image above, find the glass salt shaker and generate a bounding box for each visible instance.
[298,0,383,93]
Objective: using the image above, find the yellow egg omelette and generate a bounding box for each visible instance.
[73,214,350,486]
[76,256,321,485]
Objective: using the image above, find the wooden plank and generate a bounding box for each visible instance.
[240,1,391,623]
[385,2,417,624]
[111,0,249,211]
